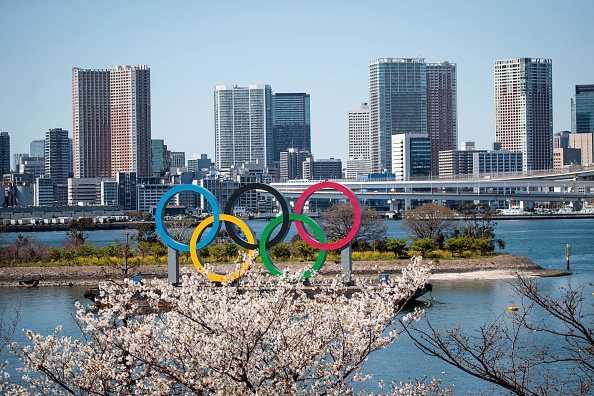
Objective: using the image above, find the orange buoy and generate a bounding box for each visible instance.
[507,306,519,311]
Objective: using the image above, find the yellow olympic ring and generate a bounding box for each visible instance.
[190,214,256,283]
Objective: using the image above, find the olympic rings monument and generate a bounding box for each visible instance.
[155,181,361,285]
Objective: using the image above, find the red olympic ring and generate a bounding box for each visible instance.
[293,181,361,250]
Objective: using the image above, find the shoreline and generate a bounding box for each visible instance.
[0,254,569,287]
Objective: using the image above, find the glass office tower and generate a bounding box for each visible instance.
[369,58,427,173]
[0,132,10,175]
[573,84,594,134]
[273,93,311,163]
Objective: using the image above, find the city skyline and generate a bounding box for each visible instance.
[1,1,594,163]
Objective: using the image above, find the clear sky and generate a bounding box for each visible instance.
[1,0,593,163]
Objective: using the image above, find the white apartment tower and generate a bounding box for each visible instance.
[214,85,273,170]
[495,58,553,171]
[348,103,370,160]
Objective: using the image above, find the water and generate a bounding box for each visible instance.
[1,219,594,393]
[0,228,132,248]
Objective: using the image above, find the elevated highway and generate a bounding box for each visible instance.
[271,171,594,211]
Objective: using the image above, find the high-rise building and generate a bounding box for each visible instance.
[273,93,310,163]
[19,156,45,178]
[214,85,273,170]
[348,103,370,161]
[72,65,151,178]
[68,138,73,178]
[438,149,481,178]
[72,68,111,178]
[473,149,523,175]
[170,151,186,172]
[279,148,312,181]
[302,157,342,180]
[116,172,137,211]
[460,141,475,151]
[187,154,212,172]
[13,153,28,172]
[572,85,594,134]
[30,140,45,158]
[495,58,553,171]
[0,132,10,176]
[391,133,431,181]
[151,139,165,174]
[569,132,594,166]
[45,128,70,185]
[553,148,581,169]
[427,62,457,176]
[110,65,151,177]
[554,131,571,149]
[35,177,55,206]
[345,158,372,179]
[368,58,457,175]
[369,58,427,174]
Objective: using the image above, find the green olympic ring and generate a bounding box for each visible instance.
[260,213,328,282]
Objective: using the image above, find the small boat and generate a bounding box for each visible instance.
[412,283,432,301]
[18,279,40,287]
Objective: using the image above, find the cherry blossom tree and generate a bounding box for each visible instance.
[406,275,594,395]
[3,257,452,395]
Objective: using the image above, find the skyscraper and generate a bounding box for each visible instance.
[45,128,70,185]
[368,58,457,175]
[572,84,594,134]
[0,132,10,175]
[427,62,457,176]
[272,93,311,163]
[151,139,165,174]
[214,85,273,169]
[13,153,27,172]
[72,68,111,178]
[279,148,312,181]
[170,151,186,172]
[348,103,370,160]
[30,140,45,158]
[554,131,571,149]
[495,58,553,171]
[391,133,430,181]
[369,58,427,174]
[72,65,151,178]
[110,65,151,177]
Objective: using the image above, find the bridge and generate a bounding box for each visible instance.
[271,167,594,212]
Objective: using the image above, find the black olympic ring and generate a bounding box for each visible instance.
[223,183,291,249]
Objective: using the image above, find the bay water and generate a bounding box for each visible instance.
[1,218,593,393]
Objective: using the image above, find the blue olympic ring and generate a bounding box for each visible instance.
[155,184,220,252]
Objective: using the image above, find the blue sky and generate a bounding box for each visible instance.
[1,0,592,163]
